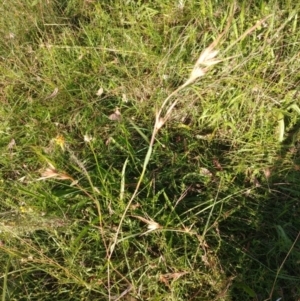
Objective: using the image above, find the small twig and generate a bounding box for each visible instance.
[111,285,132,301]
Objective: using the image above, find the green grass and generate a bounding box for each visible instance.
[1,0,300,300]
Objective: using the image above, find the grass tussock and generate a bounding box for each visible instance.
[1,0,300,300]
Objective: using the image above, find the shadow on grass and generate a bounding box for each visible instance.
[153,119,300,300]
[217,121,300,301]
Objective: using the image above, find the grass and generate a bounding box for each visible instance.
[1,0,300,300]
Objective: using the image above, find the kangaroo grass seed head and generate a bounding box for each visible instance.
[195,48,219,67]
[187,47,220,85]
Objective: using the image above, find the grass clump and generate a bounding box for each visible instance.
[1,0,300,300]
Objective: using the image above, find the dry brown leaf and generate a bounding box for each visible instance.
[109,108,121,121]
